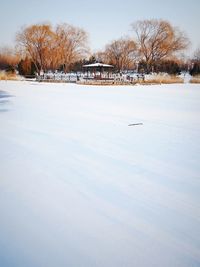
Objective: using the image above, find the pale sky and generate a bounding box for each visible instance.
[0,0,199,56]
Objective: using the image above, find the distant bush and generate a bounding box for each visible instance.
[190,62,200,76]
[18,58,36,76]
[0,47,19,72]
[154,60,181,75]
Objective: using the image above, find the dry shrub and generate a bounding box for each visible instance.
[190,76,200,84]
[143,75,184,84]
[0,71,18,80]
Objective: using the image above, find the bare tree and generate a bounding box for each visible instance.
[193,47,200,61]
[94,51,107,63]
[55,23,89,72]
[131,19,189,72]
[104,37,137,71]
[16,24,55,74]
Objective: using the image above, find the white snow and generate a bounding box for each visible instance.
[0,81,200,267]
[83,62,114,67]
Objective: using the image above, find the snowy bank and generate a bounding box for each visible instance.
[0,81,200,267]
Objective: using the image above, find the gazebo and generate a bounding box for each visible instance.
[83,62,114,80]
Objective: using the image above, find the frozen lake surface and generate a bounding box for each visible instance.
[0,81,200,266]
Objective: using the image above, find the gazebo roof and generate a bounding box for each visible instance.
[83,62,114,68]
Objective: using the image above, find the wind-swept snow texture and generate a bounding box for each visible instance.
[0,81,200,267]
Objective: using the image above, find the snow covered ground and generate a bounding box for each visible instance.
[0,81,200,267]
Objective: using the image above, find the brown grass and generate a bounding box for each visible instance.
[143,75,184,84]
[0,71,19,80]
[190,76,200,84]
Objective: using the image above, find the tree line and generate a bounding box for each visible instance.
[0,19,200,76]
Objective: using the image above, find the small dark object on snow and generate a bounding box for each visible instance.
[128,123,143,126]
